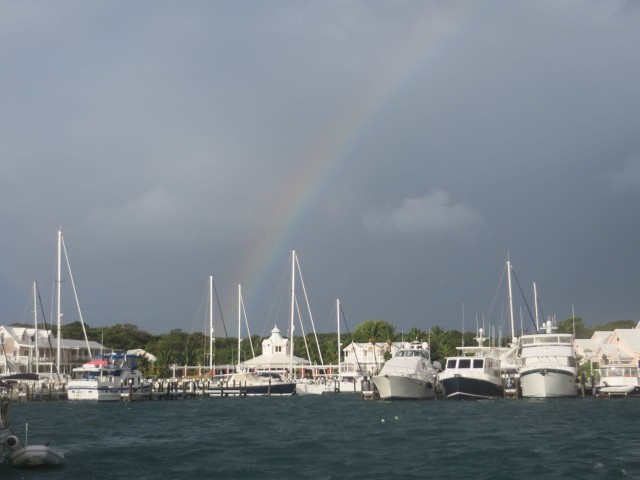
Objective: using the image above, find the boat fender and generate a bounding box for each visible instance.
[5,435,23,451]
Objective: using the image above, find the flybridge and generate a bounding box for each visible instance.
[519,334,573,346]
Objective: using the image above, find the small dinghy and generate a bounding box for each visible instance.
[3,434,65,467]
[1,377,65,468]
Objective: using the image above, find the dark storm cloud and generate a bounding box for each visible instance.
[1,1,639,338]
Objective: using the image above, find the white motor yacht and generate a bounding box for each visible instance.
[518,321,577,398]
[372,342,441,400]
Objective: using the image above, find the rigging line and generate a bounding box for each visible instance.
[262,254,290,338]
[486,262,506,329]
[338,303,365,377]
[510,268,538,331]
[211,278,228,338]
[60,235,91,356]
[294,296,313,364]
[36,283,61,382]
[535,294,547,325]
[293,253,324,366]
[240,294,256,359]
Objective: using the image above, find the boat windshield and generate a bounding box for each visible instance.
[395,350,431,362]
[445,358,485,369]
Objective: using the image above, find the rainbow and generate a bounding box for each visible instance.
[236,4,479,311]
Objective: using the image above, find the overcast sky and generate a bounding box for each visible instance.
[1,0,639,340]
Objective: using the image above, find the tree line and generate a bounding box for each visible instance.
[12,316,634,378]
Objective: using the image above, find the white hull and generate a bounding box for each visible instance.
[7,444,65,467]
[373,374,437,400]
[517,330,577,398]
[598,385,636,395]
[67,381,151,401]
[295,381,328,395]
[520,369,577,398]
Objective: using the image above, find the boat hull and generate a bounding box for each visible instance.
[6,444,65,468]
[205,382,296,396]
[519,368,577,398]
[440,375,502,400]
[67,382,152,401]
[295,381,327,395]
[372,374,437,400]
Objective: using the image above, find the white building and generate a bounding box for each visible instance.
[241,325,311,373]
[342,341,404,376]
[0,325,105,376]
[575,322,640,368]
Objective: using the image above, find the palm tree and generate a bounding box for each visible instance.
[154,350,174,378]
[353,320,395,344]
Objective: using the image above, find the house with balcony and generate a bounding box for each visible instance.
[575,322,640,371]
[341,341,404,376]
[0,325,105,377]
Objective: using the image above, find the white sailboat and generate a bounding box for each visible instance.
[53,228,93,377]
[287,250,327,394]
[205,284,296,396]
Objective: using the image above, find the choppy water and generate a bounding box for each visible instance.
[2,394,640,480]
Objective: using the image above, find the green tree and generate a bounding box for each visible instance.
[153,350,174,378]
[352,320,395,344]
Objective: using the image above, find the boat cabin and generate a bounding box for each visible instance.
[446,357,494,371]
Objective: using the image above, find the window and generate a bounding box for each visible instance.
[459,359,471,369]
[446,359,456,369]
[473,359,484,369]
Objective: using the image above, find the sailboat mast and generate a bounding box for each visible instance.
[209,276,214,372]
[533,282,539,332]
[237,284,242,368]
[56,229,62,375]
[337,298,341,376]
[33,281,38,374]
[506,259,516,345]
[289,250,296,377]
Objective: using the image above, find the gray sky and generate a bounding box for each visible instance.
[1,0,639,339]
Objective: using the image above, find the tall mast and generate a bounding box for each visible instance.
[33,281,39,374]
[56,228,62,375]
[289,250,296,377]
[533,282,539,332]
[237,284,242,368]
[506,259,516,345]
[336,298,341,376]
[209,276,214,372]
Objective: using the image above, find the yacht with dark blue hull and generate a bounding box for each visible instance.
[439,329,509,400]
